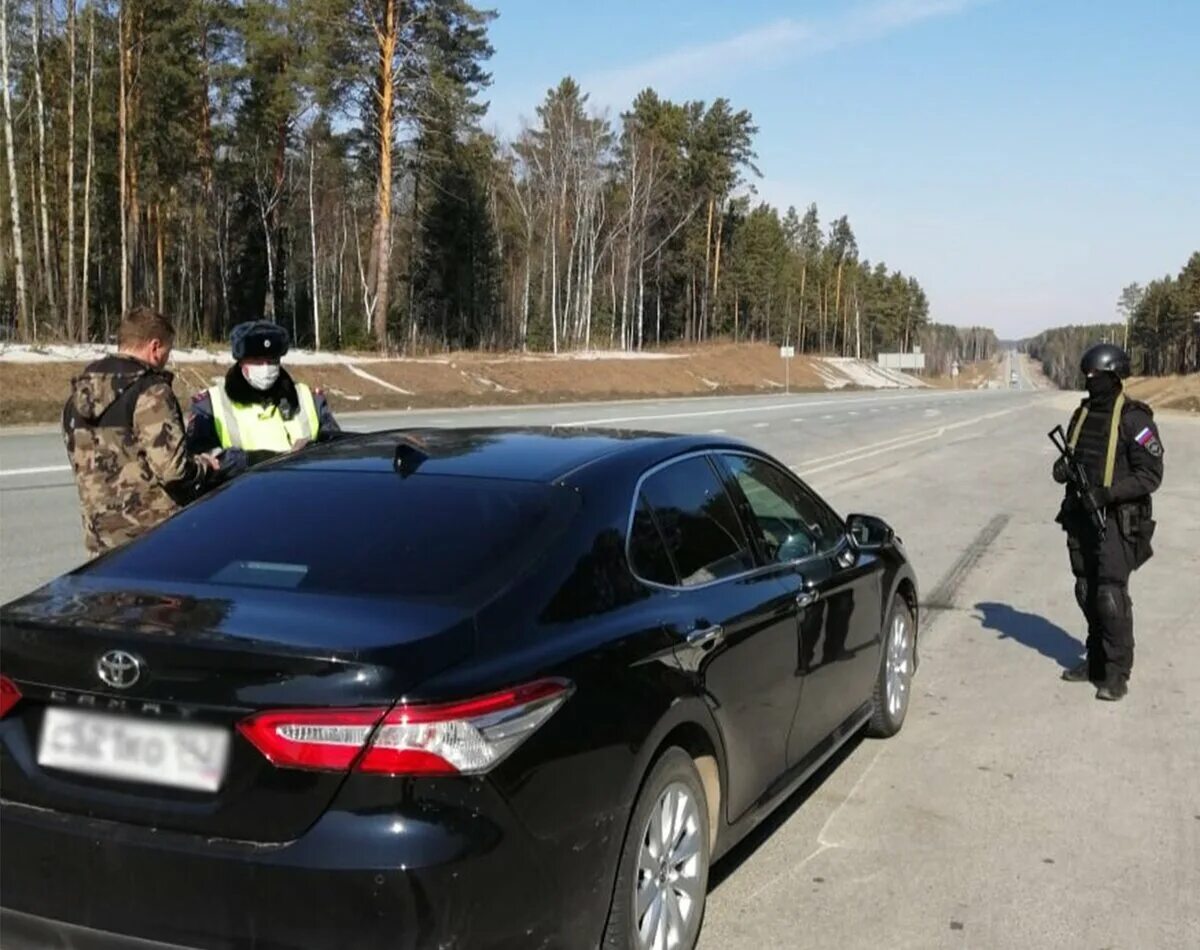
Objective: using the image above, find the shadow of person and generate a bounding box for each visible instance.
[973,602,1084,670]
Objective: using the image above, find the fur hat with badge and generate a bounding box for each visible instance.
[230,321,290,362]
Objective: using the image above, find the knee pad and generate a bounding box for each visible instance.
[1095,584,1130,625]
[1074,578,1089,612]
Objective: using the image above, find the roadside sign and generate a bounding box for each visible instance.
[780,346,795,359]
[780,346,795,394]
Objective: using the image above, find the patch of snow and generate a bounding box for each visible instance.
[482,350,682,363]
[820,358,927,389]
[462,371,517,393]
[0,342,447,367]
[345,364,413,395]
[811,362,851,390]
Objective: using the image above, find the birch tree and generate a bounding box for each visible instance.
[1,0,28,335]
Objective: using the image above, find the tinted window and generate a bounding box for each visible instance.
[629,495,677,586]
[719,455,844,563]
[639,457,754,587]
[89,471,577,601]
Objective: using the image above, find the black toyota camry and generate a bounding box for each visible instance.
[0,428,919,950]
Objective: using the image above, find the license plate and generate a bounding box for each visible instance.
[37,708,230,792]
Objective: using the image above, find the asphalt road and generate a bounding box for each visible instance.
[2,383,1198,948]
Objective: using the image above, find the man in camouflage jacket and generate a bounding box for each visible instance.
[62,307,220,555]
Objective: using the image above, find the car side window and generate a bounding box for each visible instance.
[718,454,844,564]
[629,495,677,586]
[638,456,755,587]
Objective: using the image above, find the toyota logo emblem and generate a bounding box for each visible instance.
[96,650,142,690]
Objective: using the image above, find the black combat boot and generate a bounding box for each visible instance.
[1096,678,1128,701]
[1061,659,1099,683]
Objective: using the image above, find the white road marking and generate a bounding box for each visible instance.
[791,418,804,423]
[753,422,770,429]
[794,405,1027,477]
[0,465,70,478]
[710,428,726,434]
[556,391,971,429]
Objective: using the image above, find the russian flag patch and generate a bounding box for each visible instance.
[1135,426,1163,457]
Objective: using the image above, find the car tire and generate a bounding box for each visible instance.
[603,747,711,950]
[867,596,916,738]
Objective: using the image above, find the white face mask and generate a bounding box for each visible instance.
[243,363,281,391]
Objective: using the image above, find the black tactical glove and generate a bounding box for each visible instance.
[215,447,250,480]
[1052,458,1070,484]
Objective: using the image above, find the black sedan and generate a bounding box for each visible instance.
[0,428,919,950]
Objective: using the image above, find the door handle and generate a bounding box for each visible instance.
[684,624,725,649]
[796,589,820,608]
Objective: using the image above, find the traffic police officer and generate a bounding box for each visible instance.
[1054,343,1163,701]
[187,321,341,467]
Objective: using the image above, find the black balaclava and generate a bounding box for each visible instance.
[1085,372,1121,406]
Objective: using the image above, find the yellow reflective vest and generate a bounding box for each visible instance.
[206,383,320,453]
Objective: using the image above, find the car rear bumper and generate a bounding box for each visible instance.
[0,795,574,950]
[1,908,196,950]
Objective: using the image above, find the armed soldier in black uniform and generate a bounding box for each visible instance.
[1052,343,1164,701]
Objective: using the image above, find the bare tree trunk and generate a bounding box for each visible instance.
[797,261,807,352]
[118,1,129,313]
[196,11,219,339]
[549,209,559,353]
[834,258,847,356]
[854,290,862,359]
[520,225,532,350]
[156,203,166,311]
[636,237,645,350]
[0,0,29,337]
[31,0,56,321]
[79,0,95,339]
[369,0,397,347]
[608,247,617,348]
[259,196,276,319]
[65,0,78,339]
[700,196,713,338]
[308,137,320,349]
[711,207,725,338]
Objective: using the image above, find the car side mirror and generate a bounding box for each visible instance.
[846,513,894,551]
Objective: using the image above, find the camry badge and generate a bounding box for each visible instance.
[96,650,142,690]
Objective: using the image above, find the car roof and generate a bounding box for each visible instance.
[268,427,753,483]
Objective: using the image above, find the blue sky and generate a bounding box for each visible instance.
[479,0,1200,338]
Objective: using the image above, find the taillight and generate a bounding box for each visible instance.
[239,678,571,777]
[0,675,21,719]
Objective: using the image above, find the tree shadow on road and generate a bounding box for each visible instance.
[973,602,1083,670]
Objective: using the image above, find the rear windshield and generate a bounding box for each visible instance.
[88,471,578,601]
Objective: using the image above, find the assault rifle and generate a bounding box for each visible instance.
[1048,425,1107,539]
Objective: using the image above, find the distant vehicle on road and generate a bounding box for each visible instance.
[0,428,919,950]
[1010,370,1020,387]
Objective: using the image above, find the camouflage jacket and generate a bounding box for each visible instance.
[62,355,215,554]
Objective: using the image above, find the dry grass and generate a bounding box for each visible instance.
[0,343,904,425]
[1125,374,1200,414]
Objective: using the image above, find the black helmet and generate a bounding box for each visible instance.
[1080,343,1130,379]
[230,321,289,361]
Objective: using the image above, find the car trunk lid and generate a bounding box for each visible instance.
[0,578,473,842]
